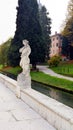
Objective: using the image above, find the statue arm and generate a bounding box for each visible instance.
[19,44,31,58]
[19,47,25,53]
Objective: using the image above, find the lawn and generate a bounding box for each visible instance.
[31,71,73,92]
[0,65,73,92]
[51,62,73,77]
[1,66,22,76]
[0,64,3,69]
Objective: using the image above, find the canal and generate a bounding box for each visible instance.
[32,81,73,109]
[1,71,73,109]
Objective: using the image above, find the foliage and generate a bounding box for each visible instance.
[1,66,22,76]
[62,17,73,44]
[61,0,73,59]
[0,38,12,66]
[62,0,73,43]
[51,61,73,77]
[39,5,51,60]
[8,0,46,67]
[62,18,73,59]
[62,36,69,57]
[67,0,73,18]
[48,55,61,67]
[0,65,3,69]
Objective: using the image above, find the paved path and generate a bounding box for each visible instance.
[0,82,56,130]
[37,65,73,81]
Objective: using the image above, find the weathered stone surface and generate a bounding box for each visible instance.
[0,73,73,130]
[0,81,56,130]
[21,88,73,130]
[17,72,31,89]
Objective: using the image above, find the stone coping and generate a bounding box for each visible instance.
[0,73,73,130]
[21,88,73,123]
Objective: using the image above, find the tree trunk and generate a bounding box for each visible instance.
[32,64,36,70]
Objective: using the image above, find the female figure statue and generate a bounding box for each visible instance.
[16,40,31,98]
[19,40,31,76]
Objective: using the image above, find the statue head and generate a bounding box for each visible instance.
[23,40,29,46]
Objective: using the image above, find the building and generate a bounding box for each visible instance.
[50,32,62,58]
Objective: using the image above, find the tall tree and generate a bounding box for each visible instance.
[8,0,45,68]
[0,38,12,66]
[61,0,73,44]
[39,5,51,60]
[62,18,73,44]
[61,36,69,57]
[61,0,73,59]
[67,0,73,18]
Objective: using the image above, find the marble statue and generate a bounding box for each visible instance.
[16,40,31,98]
[19,40,31,75]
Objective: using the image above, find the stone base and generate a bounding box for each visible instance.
[17,73,31,89]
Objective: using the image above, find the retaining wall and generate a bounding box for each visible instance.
[0,73,73,130]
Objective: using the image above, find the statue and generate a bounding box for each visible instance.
[19,40,31,75]
[16,40,31,98]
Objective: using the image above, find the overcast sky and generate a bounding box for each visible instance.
[0,0,69,44]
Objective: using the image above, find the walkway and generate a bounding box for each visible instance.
[0,81,56,130]
[37,65,73,81]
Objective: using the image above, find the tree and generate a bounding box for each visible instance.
[8,0,46,69]
[67,0,73,18]
[61,0,73,44]
[39,5,51,60]
[61,0,73,59]
[62,17,73,44]
[62,36,69,57]
[0,38,12,66]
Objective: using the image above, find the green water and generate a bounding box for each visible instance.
[32,81,73,109]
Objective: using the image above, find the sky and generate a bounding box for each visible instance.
[0,0,69,44]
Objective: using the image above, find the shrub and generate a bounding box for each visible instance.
[48,55,61,67]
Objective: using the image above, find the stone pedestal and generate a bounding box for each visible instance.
[17,72,31,89]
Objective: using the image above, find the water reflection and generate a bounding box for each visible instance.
[32,81,73,108]
[50,89,59,100]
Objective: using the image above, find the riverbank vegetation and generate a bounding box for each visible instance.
[51,61,73,77]
[0,66,73,93]
[31,71,73,92]
[0,66,22,76]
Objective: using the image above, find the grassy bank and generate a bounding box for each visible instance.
[0,66,22,76]
[51,62,73,77]
[31,71,73,92]
[0,66,73,92]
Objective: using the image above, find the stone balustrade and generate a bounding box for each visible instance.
[0,73,73,130]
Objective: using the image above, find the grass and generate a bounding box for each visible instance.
[51,62,73,77]
[0,65,73,92]
[0,64,3,69]
[31,71,73,92]
[1,66,22,76]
